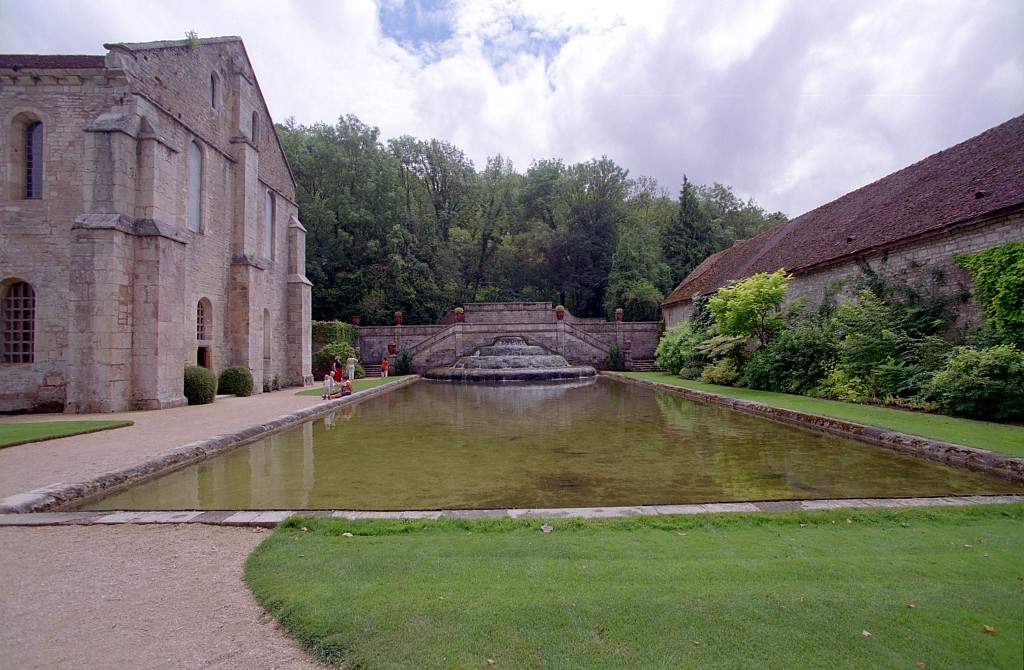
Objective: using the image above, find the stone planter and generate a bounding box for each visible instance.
[351,315,361,326]
[615,307,624,322]
[454,307,465,323]
[388,342,397,355]
[394,311,403,326]
[555,305,565,321]
[623,339,632,351]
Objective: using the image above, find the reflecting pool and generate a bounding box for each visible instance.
[83,378,1023,510]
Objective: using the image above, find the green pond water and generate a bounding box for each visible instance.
[84,378,1022,510]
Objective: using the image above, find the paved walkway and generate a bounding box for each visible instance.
[0,389,324,498]
[0,524,322,669]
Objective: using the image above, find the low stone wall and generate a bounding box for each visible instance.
[606,373,1024,483]
[0,376,421,513]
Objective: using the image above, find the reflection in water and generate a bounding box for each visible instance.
[86,378,1023,510]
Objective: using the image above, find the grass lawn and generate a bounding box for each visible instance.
[618,372,1024,458]
[295,375,411,397]
[0,420,133,448]
[246,505,1024,670]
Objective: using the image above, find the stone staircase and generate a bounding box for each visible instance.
[629,359,661,372]
[362,364,383,377]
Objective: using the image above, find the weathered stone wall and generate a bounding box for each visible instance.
[663,214,1024,330]
[354,303,660,372]
[0,38,311,412]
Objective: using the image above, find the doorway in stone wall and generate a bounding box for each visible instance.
[197,346,212,369]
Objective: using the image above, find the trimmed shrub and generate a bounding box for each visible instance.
[311,321,358,349]
[217,365,253,397]
[655,321,707,375]
[923,345,1024,420]
[606,343,626,371]
[744,320,837,394]
[312,342,359,381]
[183,366,216,405]
[395,349,413,376]
[700,359,740,386]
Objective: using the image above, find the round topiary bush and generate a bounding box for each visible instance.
[183,365,217,405]
[218,365,253,397]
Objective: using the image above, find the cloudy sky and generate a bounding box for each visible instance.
[3,0,1022,215]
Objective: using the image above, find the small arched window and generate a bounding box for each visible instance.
[2,281,35,364]
[210,72,218,109]
[187,141,203,232]
[251,111,259,146]
[196,298,212,341]
[25,121,43,199]
[262,308,271,361]
[264,190,275,259]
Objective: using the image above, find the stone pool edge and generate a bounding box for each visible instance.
[0,494,1020,527]
[604,372,1024,483]
[0,375,422,514]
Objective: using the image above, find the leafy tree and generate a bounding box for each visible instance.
[603,223,669,320]
[707,269,790,345]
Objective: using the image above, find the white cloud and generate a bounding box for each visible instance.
[2,0,1022,215]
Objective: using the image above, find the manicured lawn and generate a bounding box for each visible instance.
[0,420,133,448]
[246,505,1023,669]
[295,375,411,397]
[618,372,1024,458]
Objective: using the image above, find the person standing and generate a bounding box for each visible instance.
[380,355,389,378]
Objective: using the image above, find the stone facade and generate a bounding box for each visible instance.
[355,302,660,372]
[0,38,312,413]
[664,213,1024,328]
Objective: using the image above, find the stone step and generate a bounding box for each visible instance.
[629,359,661,372]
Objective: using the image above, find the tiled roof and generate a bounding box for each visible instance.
[663,114,1024,307]
[0,54,106,69]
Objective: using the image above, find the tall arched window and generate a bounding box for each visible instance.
[187,141,203,232]
[264,190,275,259]
[25,121,43,199]
[210,72,218,109]
[2,281,35,364]
[196,299,211,341]
[251,111,259,146]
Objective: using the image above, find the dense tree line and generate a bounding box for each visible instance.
[278,115,787,324]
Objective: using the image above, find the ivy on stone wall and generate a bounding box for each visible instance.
[311,321,358,349]
[957,241,1024,346]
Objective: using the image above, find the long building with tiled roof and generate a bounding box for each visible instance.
[662,115,1024,327]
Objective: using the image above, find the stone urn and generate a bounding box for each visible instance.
[394,311,403,326]
[388,342,397,355]
[351,315,361,326]
[454,306,465,323]
[615,307,624,322]
[555,305,565,321]
[623,339,632,351]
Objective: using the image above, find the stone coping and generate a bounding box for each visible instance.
[1,495,1020,528]
[605,373,1024,483]
[0,376,421,514]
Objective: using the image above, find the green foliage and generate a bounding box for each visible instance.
[923,345,1024,421]
[699,358,740,386]
[811,364,870,403]
[185,30,200,49]
[183,366,216,405]
[312,342,359,380]
[744,319,838,394]
[958,242,1024,346]
[707,269,790,344]
[217,366,253,397]
[394,349,414,376]
[654,322,707,375]
[603,223,668,321]
[693,334,747,363]
[606,343,626,371]
[311,321,357,348]
[662,176,717,285]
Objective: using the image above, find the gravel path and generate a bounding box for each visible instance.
[0,524,323,669]
[0,389,323,498]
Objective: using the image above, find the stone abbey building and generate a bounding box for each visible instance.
[663,115,1024,327]
[1,37,312,413]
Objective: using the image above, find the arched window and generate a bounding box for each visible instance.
[262,308,271,361]
[2,281,35,364]
[25,121,43,199]
[251,111,259,146]
[264,189,275,259]
[187,141,203,232]
[210,72,218,109]
[196,298,212,341]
